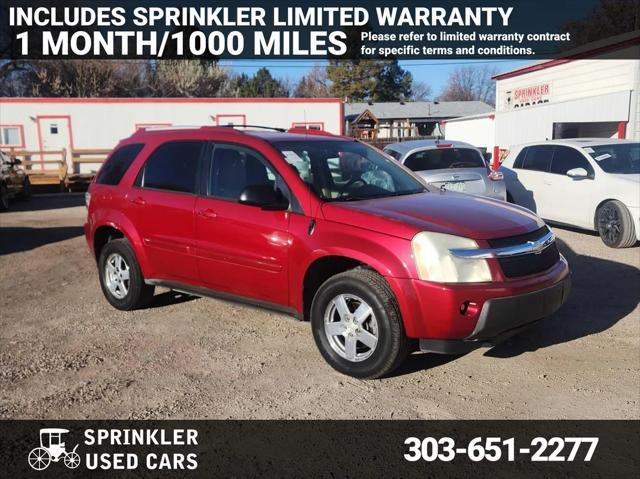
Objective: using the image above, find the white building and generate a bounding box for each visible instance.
[443,111,495,153]
[0,97,343,173]
[493,33,640,149]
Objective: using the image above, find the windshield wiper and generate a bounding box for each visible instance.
[333,190,424,202]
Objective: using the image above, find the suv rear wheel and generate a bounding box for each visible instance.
[311,267,409,379]
[98,238,155,310]
[597,200,637,248]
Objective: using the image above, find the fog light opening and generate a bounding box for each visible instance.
[460,301,480,318]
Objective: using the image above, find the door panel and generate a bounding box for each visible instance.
[195,143,292,306]
[544,146,596,228]
[513,145,554,216]
[129,189,197,280]
[128,140,204,280]
[38,117,72,172]
[195,197,291,305]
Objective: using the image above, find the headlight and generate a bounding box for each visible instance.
[411,232,492,283]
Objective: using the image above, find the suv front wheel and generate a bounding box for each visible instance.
[311,267,409,379]
[98,238,155,310]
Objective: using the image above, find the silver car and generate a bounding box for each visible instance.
[384,140,506,201]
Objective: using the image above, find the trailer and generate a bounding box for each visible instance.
[0,97,344,188]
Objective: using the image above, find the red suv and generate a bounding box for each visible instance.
[85,126,570,378]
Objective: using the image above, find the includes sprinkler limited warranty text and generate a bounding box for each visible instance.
[8,6,569,57]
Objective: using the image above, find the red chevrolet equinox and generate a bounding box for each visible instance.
[85,126,570,378]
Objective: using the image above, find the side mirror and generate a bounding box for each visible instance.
[239,184,289,210]
[566,167,589,179]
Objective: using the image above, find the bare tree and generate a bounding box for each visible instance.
[151,60,230,97]
[439,65,498,106]
[29,60,121,97]
[294,65,330,98]
[411,81,433,101]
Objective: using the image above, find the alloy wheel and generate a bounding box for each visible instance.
[598,205,621,245]
[324,293,379,362]
[104,253,131,299]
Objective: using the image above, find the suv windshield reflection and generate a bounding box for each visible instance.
[585,143,640,174]
[272,140,425,201]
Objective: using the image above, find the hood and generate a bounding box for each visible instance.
[321,191,544,240]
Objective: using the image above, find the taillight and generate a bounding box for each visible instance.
[85,192,91,208]
[488,171,504,181]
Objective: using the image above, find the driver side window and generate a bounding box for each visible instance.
[208,144,286,202]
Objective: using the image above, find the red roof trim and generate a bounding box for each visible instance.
[0,97,342,104]
[493,36,640,80]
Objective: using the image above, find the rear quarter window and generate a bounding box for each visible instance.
[95,144,144,185]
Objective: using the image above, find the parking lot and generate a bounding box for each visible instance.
[0,195,638,420]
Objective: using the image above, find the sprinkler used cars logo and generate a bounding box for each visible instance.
[28,428,81,471]
[27,427,199,471]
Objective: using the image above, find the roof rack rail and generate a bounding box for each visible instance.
[218,124,286,132]
[133,125,204,133]
[286,127,336,137]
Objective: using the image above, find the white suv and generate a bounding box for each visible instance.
[500,139,639,248]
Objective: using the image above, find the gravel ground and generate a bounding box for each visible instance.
[0,195,638,420]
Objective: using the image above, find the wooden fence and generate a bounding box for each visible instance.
[5,148,111,190]
[67,149,111,189]
[5,150,68,188]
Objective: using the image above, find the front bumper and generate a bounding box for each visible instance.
[419,275,571,354]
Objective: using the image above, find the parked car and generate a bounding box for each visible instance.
[500,139,640,248]
[383,139,506,201]
[85,126,570,379]
[0,150,31,211]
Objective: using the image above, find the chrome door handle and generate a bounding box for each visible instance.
[197,209,217,219]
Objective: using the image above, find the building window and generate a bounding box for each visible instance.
[292,122,324,131]
[50,124,59,134]
[0,126,22,147]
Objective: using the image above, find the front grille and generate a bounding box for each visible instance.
[488,227,560,278]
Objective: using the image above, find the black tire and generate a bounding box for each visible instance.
[0,183,9,211]
[17,176,31,200]
[98,238,155,310]
[311,267,410,379]
[596,200,637,248]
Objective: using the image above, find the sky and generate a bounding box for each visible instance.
[220,59,531,97]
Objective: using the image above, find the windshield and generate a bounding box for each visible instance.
[272,139,425,201]
[404,147,486,172]
[584,143,640,174]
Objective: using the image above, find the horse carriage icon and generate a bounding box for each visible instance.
[28,428,81,470]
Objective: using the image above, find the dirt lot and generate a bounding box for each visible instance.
[1,195,638,420]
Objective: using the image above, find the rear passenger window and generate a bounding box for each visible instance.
[522,145,554,172]
[137,141,204,194]
[96,144,144,185]
[550,146,594,176]
[512,147,528,169]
